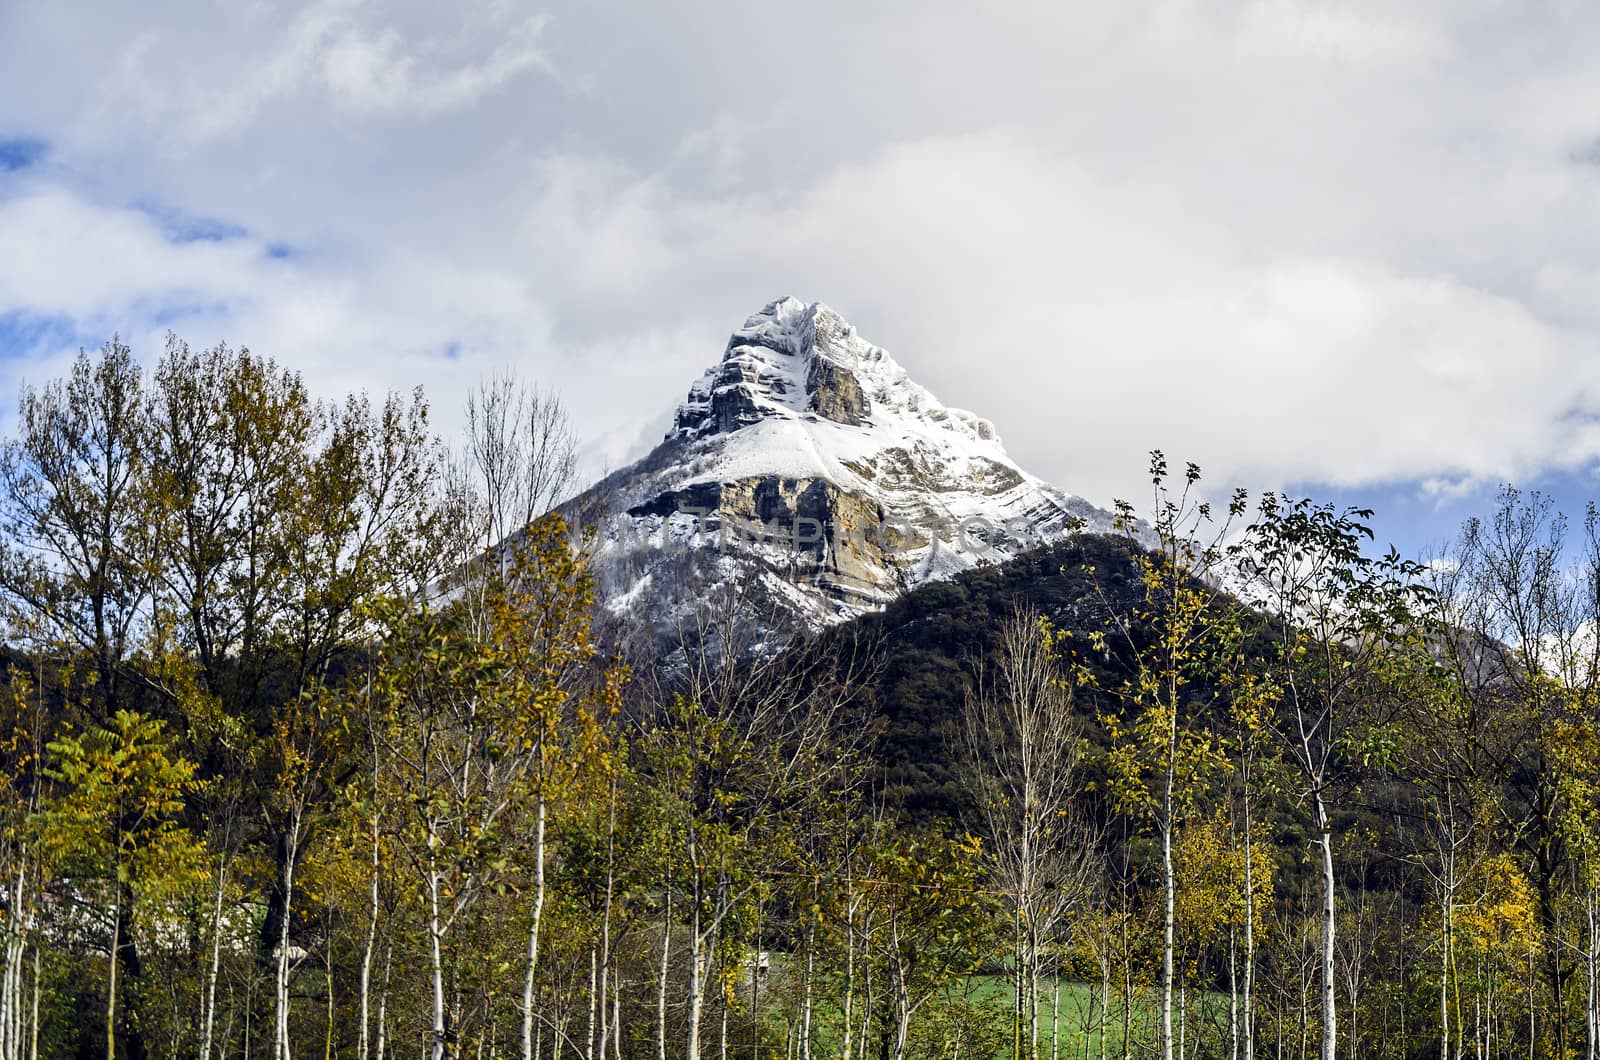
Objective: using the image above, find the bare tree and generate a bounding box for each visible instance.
[463,372,578,549]
[961,606,1098,1060]
[1427,489,1600,1058]
[634,576,874,1060]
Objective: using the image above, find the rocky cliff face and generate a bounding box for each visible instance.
[561,297,1116,642]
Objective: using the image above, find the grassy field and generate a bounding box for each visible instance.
[968,976,1232,1059]
[766,973,1208,1059]
[966,976,1135,1058]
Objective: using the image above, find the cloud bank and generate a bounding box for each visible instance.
[3,0,1600,528]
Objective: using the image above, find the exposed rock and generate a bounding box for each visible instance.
[806,357,869,425]
[558,297,1117,647]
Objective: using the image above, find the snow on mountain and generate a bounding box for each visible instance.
[562,297,1116,640]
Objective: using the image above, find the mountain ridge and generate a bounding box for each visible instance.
[562,297,1116,640]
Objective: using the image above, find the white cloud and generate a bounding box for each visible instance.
[509,130,1600,506]
[54,0,554,147]
[318,12,551,117]
[4,0,1600,531]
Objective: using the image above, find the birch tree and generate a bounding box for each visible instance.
[0,658,48,1060]
[636,584,867,1060]
[369,513,615,1059]
[1091,452,1246,1060]
[1445,490,1600,1056]
[960,606,1096,1060]
[857,825,998,1060]
[1234,494,1428,1060]
[463,372,577,551]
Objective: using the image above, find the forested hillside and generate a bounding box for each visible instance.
[812,534,1150,820]
[3,340,1599,1060]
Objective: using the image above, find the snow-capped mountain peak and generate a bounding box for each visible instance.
[672,297,998,448]
[563,298,1115,640]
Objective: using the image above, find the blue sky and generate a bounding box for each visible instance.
[3,2,1600,556]
[1279,475,1600,563]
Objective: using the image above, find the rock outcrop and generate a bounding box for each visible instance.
[560,297,1116,644]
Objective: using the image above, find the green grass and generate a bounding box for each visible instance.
[965,976,1135,1057]
[764,971,1198,1059]
[965,976,1232,1059]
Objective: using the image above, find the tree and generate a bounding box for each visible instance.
[634,581,868,1060]
[856,823,999,1060]
[11,339,461,1056]
[961,606,1096,1060]
[40,710,202,1060]
[1090,452,1247,1060]
[492,516,622,1060]
[1234,494,1429,1060]
[0,655,49,1060]
[259,686,348,1060]
[0,340,156,720]
[1226,665,1280,1060]
[462,371,578,552]
[146,339,316,715]
[1434,488,1600,1056]
[1173,808,1274,1060]
[369,513,617,1060]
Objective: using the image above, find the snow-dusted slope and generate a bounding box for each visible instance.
[563,298,1115,638]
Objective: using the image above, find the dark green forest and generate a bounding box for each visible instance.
[2,338,1598,1060]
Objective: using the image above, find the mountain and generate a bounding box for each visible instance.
[563,297,1116,642]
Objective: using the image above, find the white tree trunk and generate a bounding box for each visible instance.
[1178,982,1187,1060]
[1243,796,1256,1060]
[275,820,299,1060]
[1587,886,1598,1060]
[12,938,20,1060]
[201,861,228,1060]
[657,892,671,1060]
[1229,928,1239,1060]
[8,866,26,1060]
[841,887,856,1060]
[586,946,598,1060]
[1014,909,1025,1060]
[359,817,380,1060]
[892,969,912,1060]
[599,949,611,1060]
[107,880,120,1060]
[428,860,448,1060]
[375,936,392,1060]
[1122,909,1134,1060]
[1314,792,1337,1060]
[1098,945,1109,1060]
[27,945,38,1060]
[2,923,12,1060]
[1052,976,1061,1060]
[3,941,15,1060]
[1161,766,1176,1060]
[685,921,708,1060]
[598,789,616,1060]
[800,921,815,1060]
[522,795,547,1060]
[1,893,17,1060]
[1440,891,1451,1060]
[1030,928,1041,1060]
